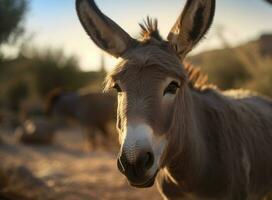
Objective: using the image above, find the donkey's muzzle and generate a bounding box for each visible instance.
[117,151,154,186]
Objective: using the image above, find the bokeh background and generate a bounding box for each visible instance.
[0,0,272,199]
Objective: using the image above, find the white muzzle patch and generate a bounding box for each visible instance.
[121,123,167,174]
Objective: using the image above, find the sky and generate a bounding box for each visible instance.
[8,0,272,71]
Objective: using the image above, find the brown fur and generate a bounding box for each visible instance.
[159,86,272,199]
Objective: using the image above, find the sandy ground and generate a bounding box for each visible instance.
[0,128,161,200]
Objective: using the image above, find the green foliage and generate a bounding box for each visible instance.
[0,0,27,45]
[0,48,106,112]
[30,49,84,96]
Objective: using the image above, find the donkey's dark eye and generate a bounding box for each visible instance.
[164,81,180,95]
[113,83,122,92]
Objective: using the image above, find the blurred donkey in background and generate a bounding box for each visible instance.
[46,88,117,150]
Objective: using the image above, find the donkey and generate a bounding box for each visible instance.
[46,89,116,149]
[76,0,272,199]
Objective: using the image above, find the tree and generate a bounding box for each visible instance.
[29,49,90,97]
[264,0,272,5]
[0,0,28,45]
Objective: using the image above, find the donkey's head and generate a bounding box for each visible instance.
[76,0,215,187]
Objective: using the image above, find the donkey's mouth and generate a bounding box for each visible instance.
[129,170,158,188]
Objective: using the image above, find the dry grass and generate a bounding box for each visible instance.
[0,128,161,200]
[188,33,272,98]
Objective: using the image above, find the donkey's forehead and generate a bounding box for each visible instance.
[111,44,186,82]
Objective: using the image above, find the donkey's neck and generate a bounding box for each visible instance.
[164,87,209,190]
[165,88,232,193]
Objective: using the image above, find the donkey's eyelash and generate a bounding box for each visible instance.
[163,81,180,95]
[169,81,180,88]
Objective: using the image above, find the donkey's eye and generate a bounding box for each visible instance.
[164,81,180,95]
[113,83,122,92]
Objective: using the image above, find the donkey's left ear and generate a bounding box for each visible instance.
[76,0,135,58]
[167,0,215,58]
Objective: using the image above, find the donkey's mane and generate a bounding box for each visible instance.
[184,63,217,91]
[139,17,163,41]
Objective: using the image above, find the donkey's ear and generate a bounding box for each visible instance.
[76,0,135,57]
[167,0,215,58]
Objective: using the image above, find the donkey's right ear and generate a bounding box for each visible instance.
[76,0,135,58]
[167,0,215,59]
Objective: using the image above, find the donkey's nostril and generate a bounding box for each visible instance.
[146,152,155,169]
[138,152,154,170]
[117,150,155,183]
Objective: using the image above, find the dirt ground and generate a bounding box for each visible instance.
[0,128,161,200]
